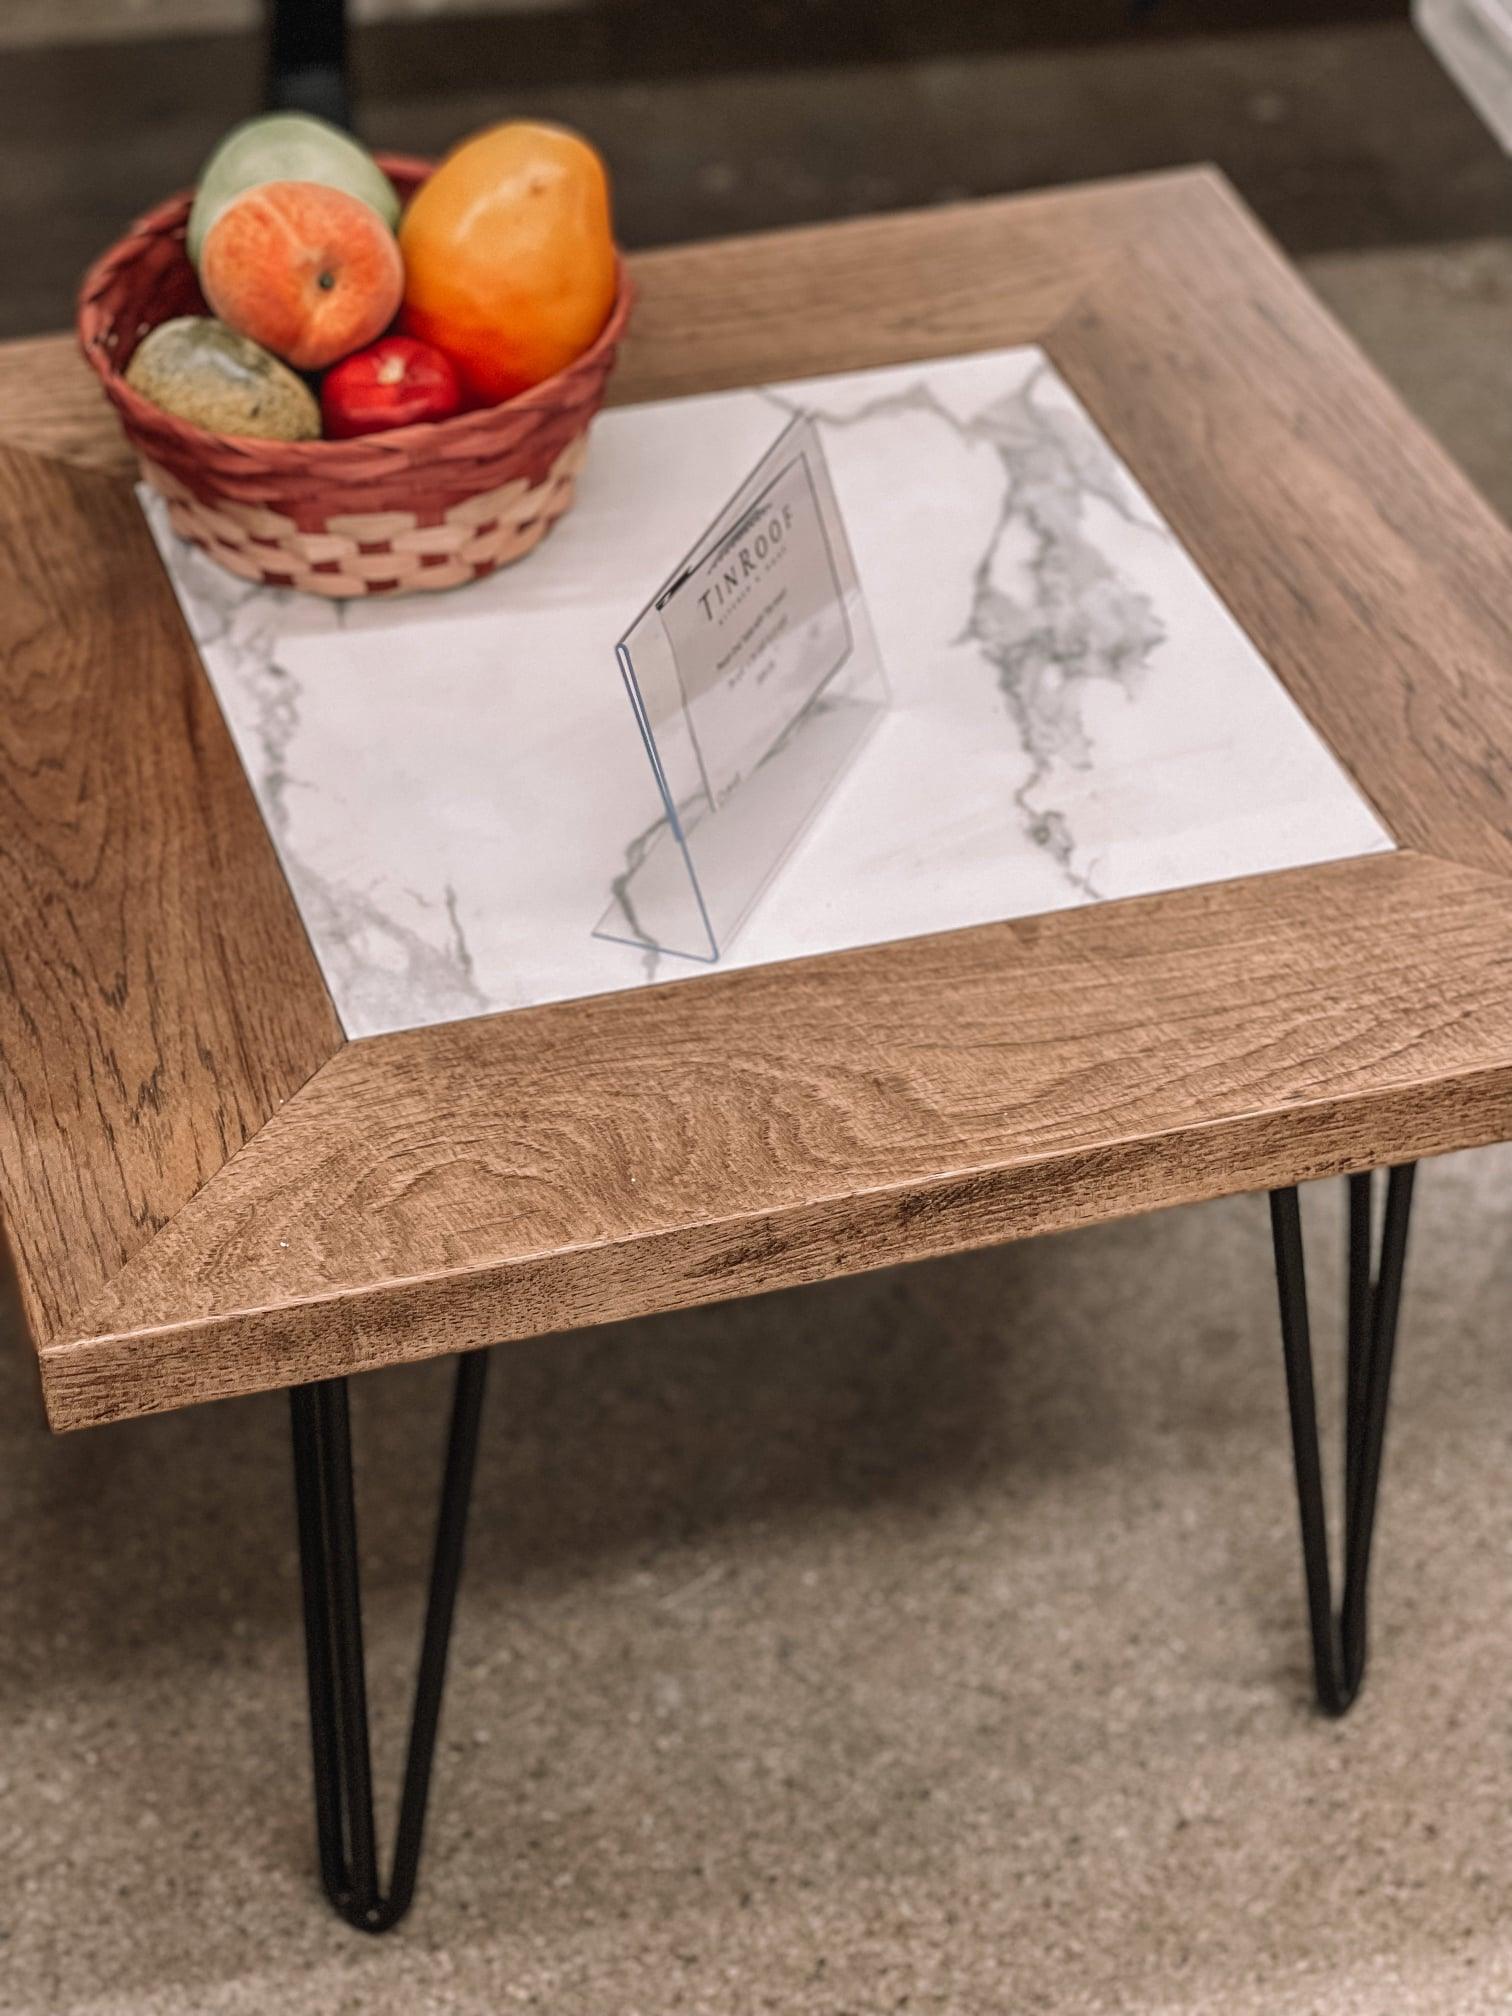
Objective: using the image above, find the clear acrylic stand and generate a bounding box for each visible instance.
[594,415,889,962]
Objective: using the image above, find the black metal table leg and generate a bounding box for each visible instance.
[290,1350,489,1933]
[1269,1164,1416,1716]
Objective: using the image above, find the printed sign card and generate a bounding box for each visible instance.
[595,416,888,963]
[656,445,855,811]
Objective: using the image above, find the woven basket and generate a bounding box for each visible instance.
[77,155,634,597]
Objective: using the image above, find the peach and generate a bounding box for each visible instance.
[199,180,403,372]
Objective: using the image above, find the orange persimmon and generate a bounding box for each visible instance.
[398,121,617,405]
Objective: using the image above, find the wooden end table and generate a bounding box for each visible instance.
[4,169,1512,1934]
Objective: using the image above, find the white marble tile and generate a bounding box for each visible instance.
[144,345,1393,1039]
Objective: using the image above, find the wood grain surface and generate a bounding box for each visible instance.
[607,178,1121,405]
[0,336,135,476]
[6,169,1512,1429]
[0,447,341,1368]
[1048,175,1512,878]
[45,852,1512,1427]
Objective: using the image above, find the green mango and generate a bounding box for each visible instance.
[186,113,400,268]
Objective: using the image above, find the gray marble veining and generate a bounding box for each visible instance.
[761,361,1170,903]
[144,344,1392,1038]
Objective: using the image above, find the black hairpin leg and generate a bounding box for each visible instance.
[1269,1165,1417,1715]
[290,1350,489,1933]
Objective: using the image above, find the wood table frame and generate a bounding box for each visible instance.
[3,168,1511,1927]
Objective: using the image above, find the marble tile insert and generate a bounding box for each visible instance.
[144,345,1393,1039]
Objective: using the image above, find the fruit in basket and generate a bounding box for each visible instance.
[200,181,404,372]
[186,112,400,267]
[398,121,617,403]
[123,317,321,440]
[320,334,463,438]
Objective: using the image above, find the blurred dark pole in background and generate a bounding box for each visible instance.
[257,0,1406,132]
[266,0,349,126]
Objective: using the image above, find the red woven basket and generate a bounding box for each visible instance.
[76,154,634,597]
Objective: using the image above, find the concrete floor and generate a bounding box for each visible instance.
[6,12,1512,2014]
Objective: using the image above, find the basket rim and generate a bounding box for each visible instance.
[76,153,634,465]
